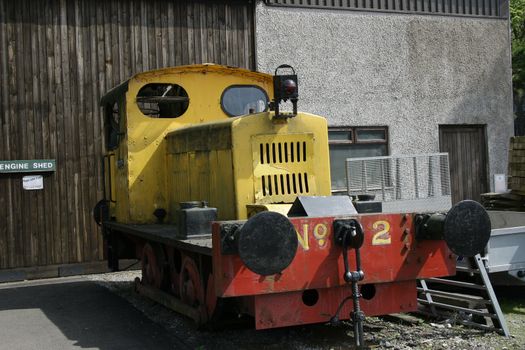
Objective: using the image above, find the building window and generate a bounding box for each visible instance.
[328,126,389,192]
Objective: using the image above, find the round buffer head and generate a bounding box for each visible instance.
[238,211,298,276]
[443,200,491,257]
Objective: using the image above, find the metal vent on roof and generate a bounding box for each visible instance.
[265,0,506,19]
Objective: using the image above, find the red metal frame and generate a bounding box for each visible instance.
[211,213,456,329]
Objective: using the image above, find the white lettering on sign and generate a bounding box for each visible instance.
[32,162,53,169]
[0,163,29,170]
[0,159,55,173]
[22,175,44,190]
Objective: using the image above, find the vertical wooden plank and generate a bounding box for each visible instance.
[71,0,82,262]
[211,3,220,64]
[193,1,204,64]
[29,0,46,266]
[115,0,123,83]
[79,0,91,262]
[72,0,84,264]
[156,0,164,67]
[23,0,37,267]
[63,0,80,263]
[54,0,70,264]
[178,1,186,66]
[178,1,189,65]
[0,0,9,268]
[122,0,131,78]
[95,0,105,98]
[41,0,50,265]
[236,4,244,67]
[140,2,147,70]
[132,0,142,72]
[161,0,169,66]
[205,3,212,64]
[226,3,235,66]
[245,2,255,69]
[91,0,105,260]
[45,0,60,265]
[218,2,227,65]
[86,0,99,261]
[106,1,118,91]
[35,0,49,266]
[14,0,28,267]
[185,1,194,65]
[149,0,157,69]
[74,0,88,263]
[121,0,128,82]
[166,1,175,66]
[200,2,208,64]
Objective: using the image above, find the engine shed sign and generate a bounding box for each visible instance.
[0,159,56,173]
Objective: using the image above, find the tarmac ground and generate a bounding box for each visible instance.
[0,277,185,350]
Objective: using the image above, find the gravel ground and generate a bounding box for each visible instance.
[84,271,525,350]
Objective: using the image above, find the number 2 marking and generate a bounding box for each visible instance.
[372,220,391,245]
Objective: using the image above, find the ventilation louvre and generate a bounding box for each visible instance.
[259,141,308,165]
[261,172,310,196]
[253,133,315,202]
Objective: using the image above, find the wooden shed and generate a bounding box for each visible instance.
[0,0,255,278]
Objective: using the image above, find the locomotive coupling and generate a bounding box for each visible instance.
[333,219,365,283]
[220,211,299,276]
[415,200,491,257]
[333,218,366,348]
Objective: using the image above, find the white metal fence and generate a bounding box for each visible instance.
[345,153,452,213]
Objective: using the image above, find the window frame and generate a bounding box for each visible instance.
[220,84,269,118]
[328,126,389,148]
[135,82,190,119]
[328,126,390,193]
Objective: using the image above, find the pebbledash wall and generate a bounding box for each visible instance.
[255,1,513,193]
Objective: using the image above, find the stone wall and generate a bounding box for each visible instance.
[255,2,513,190]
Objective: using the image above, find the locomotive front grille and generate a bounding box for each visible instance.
[261,172,310,196]
[259,141,308,164]
[252,134,315,203]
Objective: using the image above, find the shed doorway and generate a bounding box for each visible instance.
[439,125,489,203]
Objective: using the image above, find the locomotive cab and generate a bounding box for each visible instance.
[98,64,277,225]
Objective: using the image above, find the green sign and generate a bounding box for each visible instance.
[0,159,56,173]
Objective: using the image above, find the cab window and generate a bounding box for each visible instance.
[136,83,189,118]
[221,85,268,117]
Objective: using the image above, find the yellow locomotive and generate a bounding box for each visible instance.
[95,64,490,346]
[100,64,330,223]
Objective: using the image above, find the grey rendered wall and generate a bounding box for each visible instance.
[255,2,513,191]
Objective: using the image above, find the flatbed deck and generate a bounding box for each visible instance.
[103,222,212,256]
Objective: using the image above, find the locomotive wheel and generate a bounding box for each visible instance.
[179,256,207,324]
[167,247,181,297]
[141,243,166,289]
[205,273,217,318]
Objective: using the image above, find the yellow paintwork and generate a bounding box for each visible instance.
[231,112,331,219]
[165,112,331,221]
[102,64,331,224]
[246,204,292,218]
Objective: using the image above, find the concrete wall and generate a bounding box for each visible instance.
[255,2,513,191]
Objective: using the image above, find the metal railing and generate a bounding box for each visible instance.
[345,153,452,213]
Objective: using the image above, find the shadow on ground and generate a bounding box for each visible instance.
[0,279,188,349]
